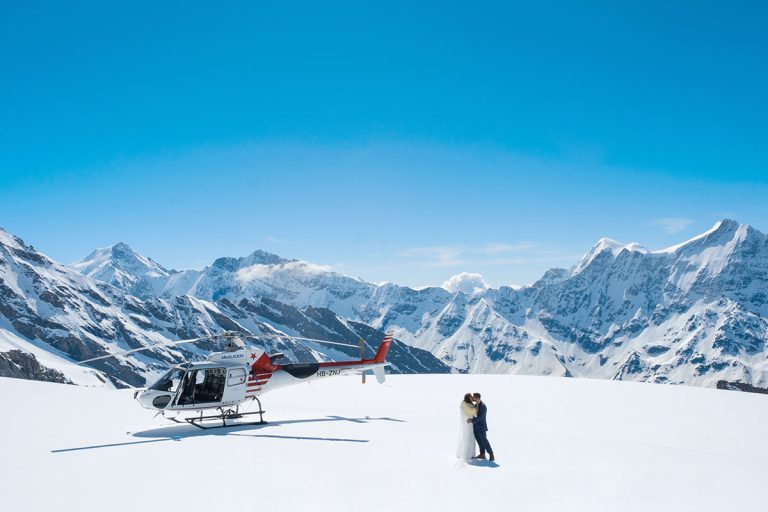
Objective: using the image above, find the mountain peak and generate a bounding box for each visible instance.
[0,228,54,267]
[0,227,24,250]
[243,249,294,266]
[655,219,747,254]
[211,249,293,272]
[106,242,146,263]
[111,241,133,252]
[572,237,648,275]
[71,242,172,290]
[592,237,648,255]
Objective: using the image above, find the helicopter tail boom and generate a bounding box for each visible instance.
[314,330,393,367]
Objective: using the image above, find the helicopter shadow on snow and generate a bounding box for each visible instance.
[51,416,405,453]
[130,415,406,444]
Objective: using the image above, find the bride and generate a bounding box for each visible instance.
[456,393,477,460]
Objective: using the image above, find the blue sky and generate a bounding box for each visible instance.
[1,1,766,288]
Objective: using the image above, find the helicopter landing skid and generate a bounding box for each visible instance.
[171,399,267,430]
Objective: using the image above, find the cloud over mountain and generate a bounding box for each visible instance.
[441,272,490,294]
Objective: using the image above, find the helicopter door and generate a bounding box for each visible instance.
[221,367,247,404]
[175,368,227,408]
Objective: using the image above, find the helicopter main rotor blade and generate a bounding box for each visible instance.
[244,334,361,348]
[78,331,375,365]
[78,336,210,364]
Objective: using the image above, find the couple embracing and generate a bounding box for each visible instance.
[457,392,495,462]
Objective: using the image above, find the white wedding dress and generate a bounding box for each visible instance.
[456,404,476,460]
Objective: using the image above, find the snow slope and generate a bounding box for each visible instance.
[1,375,766,512]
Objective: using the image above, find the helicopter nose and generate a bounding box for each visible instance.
[137,390,172,410]
[136,390,154,408]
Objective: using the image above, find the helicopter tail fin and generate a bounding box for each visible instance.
[374,331,394,364]
[372,365,386,384]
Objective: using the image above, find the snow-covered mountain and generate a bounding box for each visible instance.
[70,219,768,389]
[2,219,766,390]
[71,242,176,296]
[397,219,767,387]
[0,229,448,387]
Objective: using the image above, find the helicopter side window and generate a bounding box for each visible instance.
[149,368,185,392]
[197,368,226,402]
[177,368,227,404]
[227,368,246,386]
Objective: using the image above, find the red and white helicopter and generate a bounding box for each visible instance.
[80,330,393,429]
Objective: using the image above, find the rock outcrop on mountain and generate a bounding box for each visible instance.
[0,349,70,383]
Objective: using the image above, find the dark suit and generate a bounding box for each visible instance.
[472,401,493,457]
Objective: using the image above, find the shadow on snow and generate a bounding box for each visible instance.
[50,416,405,453]
[467,459,500,468]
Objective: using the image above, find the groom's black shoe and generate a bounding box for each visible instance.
[473,453,487,460]
[489,454,495,462]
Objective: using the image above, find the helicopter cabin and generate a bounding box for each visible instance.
[145,361,248,410]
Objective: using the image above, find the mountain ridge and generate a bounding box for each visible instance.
[0,229,449,387]
[2,220,766,389]
[67,219,768,388]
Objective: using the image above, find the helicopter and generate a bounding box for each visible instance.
[79,330,393,429]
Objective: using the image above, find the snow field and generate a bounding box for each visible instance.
[1,374,766,511]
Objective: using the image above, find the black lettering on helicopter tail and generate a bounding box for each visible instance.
[316,369,343,378]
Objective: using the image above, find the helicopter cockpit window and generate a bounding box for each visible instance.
[149,368,185,392]
[177,367,227,405]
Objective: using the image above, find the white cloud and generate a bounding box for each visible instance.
[441,272,489,294]
[236,260,332,282]
[654,217,694,234]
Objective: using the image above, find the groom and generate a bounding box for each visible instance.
[471,392,495,461]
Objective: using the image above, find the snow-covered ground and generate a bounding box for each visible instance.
[2,374,766,511]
